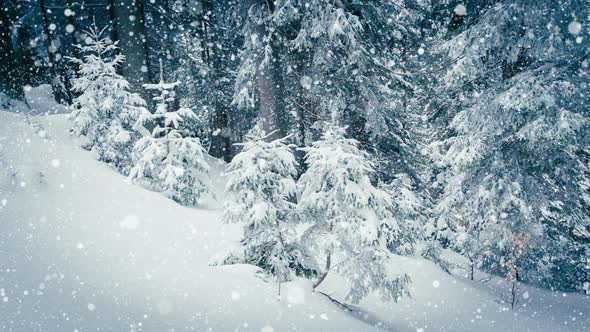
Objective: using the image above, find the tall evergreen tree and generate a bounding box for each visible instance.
[427,0,590,291]
[233,1,424,170]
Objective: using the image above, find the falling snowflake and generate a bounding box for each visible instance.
[454,4,467,16]
[568,20,582,35]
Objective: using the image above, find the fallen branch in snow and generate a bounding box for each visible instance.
[479,275,493,283]
[315,291,357,312]
[316,291,400,331]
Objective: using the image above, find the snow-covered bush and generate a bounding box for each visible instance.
[69,25,147,174]
[129,72,211,206]
[298,124,410,303]
[223,125,311,282]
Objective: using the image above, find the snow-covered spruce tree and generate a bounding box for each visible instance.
[129,65,211,206]
[298,124,410,303]
[69,25,147,174]
[222,125,310,283]
[427,0,590,291]
[232,0,425,176]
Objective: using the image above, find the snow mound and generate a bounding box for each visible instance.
[25,84,69,115]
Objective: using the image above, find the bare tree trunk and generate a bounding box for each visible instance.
[203,2,232,162]
[0,2,29,100]
[292,45,314,174]
[66,0,77,54]
[39,0,73,104]
[111,0,151,97]
[209,107,232,162]
[509,280,517,309]
[250,0,286,140]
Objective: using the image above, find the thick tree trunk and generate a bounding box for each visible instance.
[0,2,27,100]
[39,0,73,104]
[65,0,77,54]
[209,109,232,162]
[111,0,151,97]
[203,2,232,162]
[250,0,286,140]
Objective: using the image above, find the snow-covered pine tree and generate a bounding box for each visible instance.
[298,124,410,303]
[69,25,147,174]
[427,0,590,291]
[129,63,211,206]
[222,125,309,283]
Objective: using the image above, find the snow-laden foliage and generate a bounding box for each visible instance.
[428,0,590,290]
[380,173,425,255]
[162,1,242,157]
[298,124,410,303]
[129,73,211,206]
[68,25,147,174]
[223,125,311,282]
[232,0,424,179]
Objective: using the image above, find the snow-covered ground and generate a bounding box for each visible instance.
[0,105,589,331]
[0,85,69,116]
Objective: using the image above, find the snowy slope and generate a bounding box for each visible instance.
[0,109,589,332]
[0,111,377,332]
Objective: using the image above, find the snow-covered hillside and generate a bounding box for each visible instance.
[0,109,588,332]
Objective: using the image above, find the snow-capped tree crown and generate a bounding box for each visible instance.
[224,126,298,224]
[298,124,409,303]
[68,24,147,173]
[129,68,211,206]
[69,25,146,130]
[223,125,304,281]
[298,125,391,230]
[427,0,590,290]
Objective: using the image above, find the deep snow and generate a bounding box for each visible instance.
[0,104,588,331]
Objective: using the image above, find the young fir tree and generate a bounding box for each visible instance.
[298,124,410,303]
[69,25,147,174]
[129,64,211,206]
[222,125,309,283]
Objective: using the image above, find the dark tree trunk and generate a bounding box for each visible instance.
[39,0,73,104]
[202,1,232,162]
[0,2,28,100]
[111,0,151,97]
[209,108,232,162]
[250,0,286,140]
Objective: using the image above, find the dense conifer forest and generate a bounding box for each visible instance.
[1,1,589,331]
